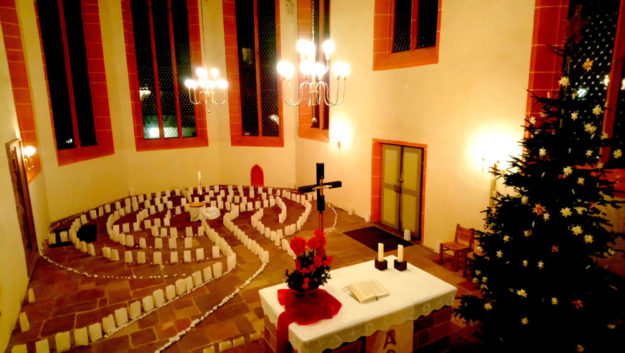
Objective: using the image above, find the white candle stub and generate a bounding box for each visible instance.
[377,243,384,262]
[398,245,404,262]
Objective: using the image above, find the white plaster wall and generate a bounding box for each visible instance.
[0,23,29,353]
[295,0,534,251]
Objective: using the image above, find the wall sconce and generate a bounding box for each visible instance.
[329,120,350,150]
[23,145,36,170]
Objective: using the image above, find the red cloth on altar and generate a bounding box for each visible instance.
[276,288,342,352]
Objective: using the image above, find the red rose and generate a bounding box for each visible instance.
[294,259,301,269]
[290,237,306,255]
[315,230,327,247]
[307,237,320,249]
[314,256,322,266]
[324,256,333,266]
[317,248,326,258]
[303,283,309,289]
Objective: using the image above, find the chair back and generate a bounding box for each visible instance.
[455,224,474,248]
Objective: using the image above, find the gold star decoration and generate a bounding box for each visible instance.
[558,76,570,87]
[521,317,529,325]
[537,261,544,269]
[571,225,583,235]
[614,149,623,159]
[582,58,593,72]
[561,207,572,217]
[552,297,559,305]
[543,212,550,221]
[532,204,546,215]
[522,260,528,267]
[584,234,593,244]
[552,245,559,253]
[516,289,527,297]
[571,111,579,120]
[576,344,585,352]
[484,302,493,311]
[592,105,603,116]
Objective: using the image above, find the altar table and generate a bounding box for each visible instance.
[189,202,220,221]
[260,256,457,353]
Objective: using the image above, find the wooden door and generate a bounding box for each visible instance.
[380,144,423,238]
[6,139,39,276]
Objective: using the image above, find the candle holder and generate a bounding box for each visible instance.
[375,258,387,271]
[393,259,407,271]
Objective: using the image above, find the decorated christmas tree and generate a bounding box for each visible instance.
[456,4,625,352]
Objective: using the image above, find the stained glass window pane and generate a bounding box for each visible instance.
[153,0,178,139]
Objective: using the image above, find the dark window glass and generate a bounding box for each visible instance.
[416,0,438,48]
[63,0,97,146]
[38,0,74,149]
[392,0,412,53]
[236,0,260,136]
[131,0,195,140]
[564,0,620,166]
[258,0,279,137]
[131,0,159,139]
[172,0,196,137]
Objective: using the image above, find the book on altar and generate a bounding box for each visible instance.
[348,279,389,303]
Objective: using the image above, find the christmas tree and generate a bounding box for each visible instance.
[455,4,624,352]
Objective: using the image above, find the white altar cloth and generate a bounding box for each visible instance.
[189,205,220,221]
[259,256,457,353]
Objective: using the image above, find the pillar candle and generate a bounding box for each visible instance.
[54,332,71,353]
[129,301,141,320]
[165,285,176,301]
[35,338,49,353]
[141,296,154,312]
[378,243,384,262]
[398,245,404,262]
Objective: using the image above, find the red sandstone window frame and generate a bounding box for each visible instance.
[223,0,284,147]
[373,0,442,71]
[0,0,41,179]
[121,0,207,151]
[36,0,114,165]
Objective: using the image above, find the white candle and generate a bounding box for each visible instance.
[378,243,384,262]
[398,245,404,262]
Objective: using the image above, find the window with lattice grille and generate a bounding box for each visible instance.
[224,0,283,147]
[373,0,441,70]
[37,0,98,150]
[130,0,197,140]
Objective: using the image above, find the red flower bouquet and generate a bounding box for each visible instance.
[286,230,333,294]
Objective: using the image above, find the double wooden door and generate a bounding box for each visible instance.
[381,144,424,239]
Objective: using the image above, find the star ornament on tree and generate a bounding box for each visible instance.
[561,207,572,217]
[572,225,583,235]
[532,204,546,215]
[572,299,584,309]
[529,116,536,125]
[592,105,603,116]
[584,234,593,244]
[582,58,593,72]
[614,149,623,159]
[559,76,570,87]
[571,111,579,120]
[563,166,573,176]
[584,123,597,134]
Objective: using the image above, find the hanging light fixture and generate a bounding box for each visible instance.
[183,0,228,111]
[184,68,228,109]
[277,0,349,107]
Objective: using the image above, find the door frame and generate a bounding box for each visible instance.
[371,139,427,242]
[6,138,39,276]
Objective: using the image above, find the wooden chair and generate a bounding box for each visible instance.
[440,224,475,271]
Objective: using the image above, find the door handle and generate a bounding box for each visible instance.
[393,183,401,193]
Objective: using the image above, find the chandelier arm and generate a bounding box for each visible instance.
[282,79,304,106]
[323,78,346,107]
[214,90,228,105]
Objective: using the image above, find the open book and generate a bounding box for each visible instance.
[348,279,389,303]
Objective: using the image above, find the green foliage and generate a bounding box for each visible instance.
[455,11,625,352]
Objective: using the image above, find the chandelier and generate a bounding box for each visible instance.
[183,0,227,111]
[277,1,349,107]
[184,67,228,110]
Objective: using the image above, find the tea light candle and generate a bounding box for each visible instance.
[398,245,404,262]
[377,243,384,262]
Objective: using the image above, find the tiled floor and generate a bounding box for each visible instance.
[7,196,482,353]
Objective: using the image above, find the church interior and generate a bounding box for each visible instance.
[1,0,624,352]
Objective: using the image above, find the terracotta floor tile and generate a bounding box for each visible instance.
[204,320,239,342]
[40,314,76,336]
[130,327,157,347]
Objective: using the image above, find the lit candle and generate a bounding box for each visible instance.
[378,243,384,262]
[398,245,404,262]
[197,171,201,184]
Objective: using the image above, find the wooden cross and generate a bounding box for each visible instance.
[297,163,342,231]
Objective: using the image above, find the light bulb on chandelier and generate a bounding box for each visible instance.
[184,67,228,110]
[277,38,349,107]
[277,0,349,109]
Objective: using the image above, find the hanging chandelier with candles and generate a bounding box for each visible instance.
[184,67,228,109]
[183,0,228,111]
[277,1,349,107]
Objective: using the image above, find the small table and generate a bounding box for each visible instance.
[189,202,220,221]
[260,256,457,353]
